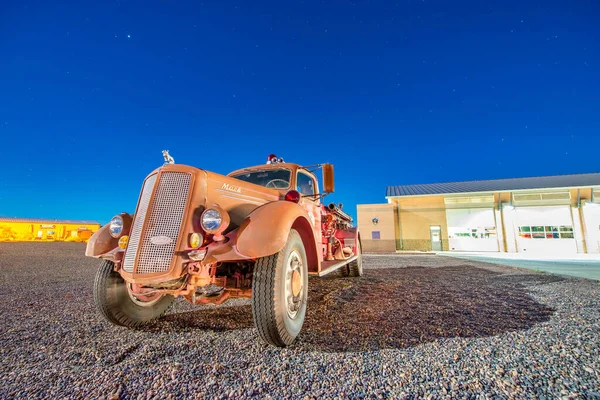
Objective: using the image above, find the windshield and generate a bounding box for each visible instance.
[230,168,291,189]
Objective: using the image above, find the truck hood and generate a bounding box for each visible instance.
[146,164,281,228]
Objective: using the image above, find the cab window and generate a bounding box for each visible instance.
[297,172,316,195]
[230,168,290,189]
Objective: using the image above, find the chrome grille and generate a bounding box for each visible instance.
[134,172,191,274]
[123,174,157,273]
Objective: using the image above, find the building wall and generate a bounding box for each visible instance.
[395,196,449,251]
[0,221,100,242]
[357,204,397,252]
[358,186,599,253]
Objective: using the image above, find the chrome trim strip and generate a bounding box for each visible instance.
[315,255,359,277]
[215,188,275,202]
[218,194,266,205]
[123,174,158,273]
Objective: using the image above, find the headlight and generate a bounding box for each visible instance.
[109,216,124,238]
[201,209,222,232]
[200,206,230,242]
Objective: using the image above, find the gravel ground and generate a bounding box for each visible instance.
[1,243,599,399]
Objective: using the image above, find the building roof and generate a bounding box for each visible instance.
[386,172,600,197]
[0,217,100,225]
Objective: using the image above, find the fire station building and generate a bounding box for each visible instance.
[0,217,100,242]
[357,173,600,255]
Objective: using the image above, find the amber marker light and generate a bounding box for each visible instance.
[189,233,202,248]
[118,235,129,249]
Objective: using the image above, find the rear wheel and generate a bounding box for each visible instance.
[93,260,174,328]
[252,229,308,347]
[348,239,363,277]
[328,264,349,278]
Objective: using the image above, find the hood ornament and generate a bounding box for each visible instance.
[162,150,175,165]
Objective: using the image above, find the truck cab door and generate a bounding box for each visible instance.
[296,170,322,235]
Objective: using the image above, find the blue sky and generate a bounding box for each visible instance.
[1,0,598,223]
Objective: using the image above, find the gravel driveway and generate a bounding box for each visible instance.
[1,243,599,399]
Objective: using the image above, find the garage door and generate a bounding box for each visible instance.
[446,208,498,252]
[583,203,600,254]
[515,206,576,255]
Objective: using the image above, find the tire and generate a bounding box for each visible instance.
[252,229,309,347]
[348,238,363,277]
[327,264,349,278]
[93,260,174,328]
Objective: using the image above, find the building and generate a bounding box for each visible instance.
[358,173,600,255]
[0,217,100,242]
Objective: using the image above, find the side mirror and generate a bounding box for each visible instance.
[322,164,335,193]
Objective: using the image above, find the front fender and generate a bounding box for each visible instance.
[236,201,313,259]
[85,213,132,258]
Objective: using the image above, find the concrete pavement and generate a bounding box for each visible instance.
[439,252,600,281]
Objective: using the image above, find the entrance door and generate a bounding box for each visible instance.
[296,170,323,243]
[430,226,442,251]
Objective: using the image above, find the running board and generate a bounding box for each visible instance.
[312,255,358,277]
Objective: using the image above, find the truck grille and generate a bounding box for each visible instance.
[123,172,192,274]
[123,174,157,273]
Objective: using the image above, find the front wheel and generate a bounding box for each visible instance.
[93,260,174,328]
[252,229,308,347]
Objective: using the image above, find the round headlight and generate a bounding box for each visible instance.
[109,216,124,238]
[200,205,230,242]
[201,209,222,232]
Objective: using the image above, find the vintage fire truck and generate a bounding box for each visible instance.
[86,152,362,347]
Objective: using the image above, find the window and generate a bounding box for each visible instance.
[531,226,545,239]
[230,168,291,189]
[559,226,574,239]
[448,227,496,239]
[296,172,315,195]
[444,195,494,205]
[513,192,571,203]
[446,209,496,239]
[518,225,573,239]
[372,231,381,240]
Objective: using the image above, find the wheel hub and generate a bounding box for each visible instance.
[291,270,301,297]
[127,283,163,307]
[285,250,304,319]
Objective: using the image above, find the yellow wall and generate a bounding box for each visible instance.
[357,198,449,252]
[357,204,398,252]
[395,196,449,251]
[0,221,100,242]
